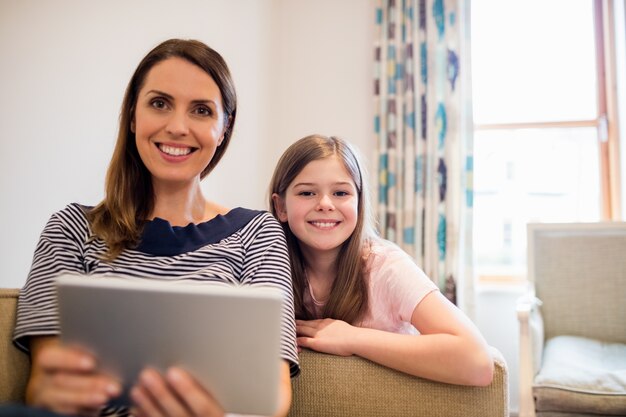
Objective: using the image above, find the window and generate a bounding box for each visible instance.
[470,0,621,281]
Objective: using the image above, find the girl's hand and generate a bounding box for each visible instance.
[27,337,121,416]
[295,319,357,356]
[131,367,224,417]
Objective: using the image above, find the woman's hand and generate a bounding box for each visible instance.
[131,367,224,417]
[27,336,121,417]
[295,319,358,356]
[132,361,293,417]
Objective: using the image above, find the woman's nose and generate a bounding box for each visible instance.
[316,194,335,211]
[165,111,189,136]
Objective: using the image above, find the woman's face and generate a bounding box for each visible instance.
[132,57,226,187]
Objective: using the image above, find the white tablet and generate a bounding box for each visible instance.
[56,273,283,415]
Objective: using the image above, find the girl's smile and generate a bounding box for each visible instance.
[308,220,341,230]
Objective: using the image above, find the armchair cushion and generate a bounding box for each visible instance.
[534,335,626,415]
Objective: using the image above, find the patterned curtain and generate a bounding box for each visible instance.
[373,0,474,313]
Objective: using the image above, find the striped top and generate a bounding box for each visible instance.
[14,203,300,377]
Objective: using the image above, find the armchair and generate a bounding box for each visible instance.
[517,222,626,416]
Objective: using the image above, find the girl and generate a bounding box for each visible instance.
[10,39,298,417]
[269,134,493,386]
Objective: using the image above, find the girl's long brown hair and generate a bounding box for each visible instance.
[269,135,376,324]
[88,39,237,260]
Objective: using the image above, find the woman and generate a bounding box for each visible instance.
[9,39,298,417]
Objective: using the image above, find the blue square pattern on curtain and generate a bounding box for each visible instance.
[373,0,473,308]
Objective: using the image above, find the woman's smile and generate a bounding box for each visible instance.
[157,143,197,157]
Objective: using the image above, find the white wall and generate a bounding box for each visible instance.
[0,0,374,288]
[616,0,626,221]
[269,0,374,172]
[476,284,525,414]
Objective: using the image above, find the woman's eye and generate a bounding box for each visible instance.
[150,99,167,110]
[194,106,213,117]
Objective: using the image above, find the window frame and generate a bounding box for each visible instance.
[472,0,622,283]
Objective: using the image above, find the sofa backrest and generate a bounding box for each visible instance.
[290,348,509,417]
[528,222,626,344]
[0,289,30,403]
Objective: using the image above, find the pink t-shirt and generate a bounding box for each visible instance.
[303,238,439,334]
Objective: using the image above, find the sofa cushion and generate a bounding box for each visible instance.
[533,335,626,415]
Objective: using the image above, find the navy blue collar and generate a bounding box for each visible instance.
[135,207,263,256]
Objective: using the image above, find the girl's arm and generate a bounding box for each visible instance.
[26,336,121,416]
[296,291,494,386]
[131,360,292,417]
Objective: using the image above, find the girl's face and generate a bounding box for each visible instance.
[273,156,359,259]
[133,57,227,187]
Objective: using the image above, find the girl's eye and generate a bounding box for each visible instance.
[194,105,213,117]
[334,191,350,197]
[298,191,315,197]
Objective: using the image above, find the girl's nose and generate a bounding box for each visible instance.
[316,194,335,211]
[165,111,189,136]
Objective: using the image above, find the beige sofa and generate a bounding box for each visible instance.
[1,288,509,416]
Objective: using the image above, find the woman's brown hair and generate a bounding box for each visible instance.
[88,39,237,260]
[269,134,376,324]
